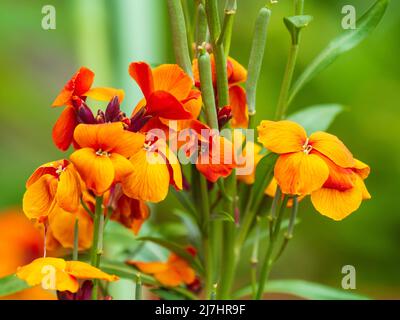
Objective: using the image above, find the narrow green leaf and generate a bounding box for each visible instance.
[287,104,345,135]
[289,0,389,104]
[151,288,188,300]
[136,236,204,275]
[233,279,371,300]
[0,274,30,297]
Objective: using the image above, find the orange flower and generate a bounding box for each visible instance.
[128,62,201,132]
[258,120,371,220]
[193,55,248,128]
[17,258,118,293]
[258,120,354,195]
[127,250,196,287]
[23,160,81,221]
[122,135,183,203]
[52,67,124,151]
[70,122,142,195]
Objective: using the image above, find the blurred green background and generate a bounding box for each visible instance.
[0,0,399,299]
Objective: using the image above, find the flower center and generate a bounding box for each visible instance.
[55,165,64,176]
[302,138,313,154]
[96,149,110,157]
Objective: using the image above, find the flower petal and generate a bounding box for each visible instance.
[56,166,81,213]
[128,62,154,99]
[152,64,193,101]
[84,87,125,103]
[257,120,307,154]
[309,131,355,168]
[311,178,364,221]
[73,67,95,96]
[70,148,115,195]
[227,56,247,85]
[65,261,119,282]
[110,153,134,182]
[52,106,78,151]
[353,159,370,179]
[229,85,248,128]
[155,269,183,287]
[275,152,329,195]
[146,91,192,120]
[48,205,93,250]
[127,261,168,273]
[23,175,58,219]
[122,149,170,203]
[182,89,202,119]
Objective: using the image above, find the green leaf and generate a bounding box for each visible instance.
[0,274,30,297]
[211,211,235,223]
[173,209,202,248]
[233,279,371,300]
[289,0,389,104]
[136,236,204,275]
[287,104,345,135]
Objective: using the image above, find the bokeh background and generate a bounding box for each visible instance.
[0,0,399,299]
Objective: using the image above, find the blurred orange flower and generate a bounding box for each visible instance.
[127,250,196,287]
[23,160,81,221]
[17,258,118,293]
[52,67,124,151]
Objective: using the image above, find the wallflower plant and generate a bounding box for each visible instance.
[0,0,389,300]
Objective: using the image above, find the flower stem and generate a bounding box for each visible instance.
[205,0,229,108]
[255,196,288,300]
[135,273,142,300]
[217,0,237,56]
[167,0,193,78]
[90,196,104,300]
[73,219,79,261]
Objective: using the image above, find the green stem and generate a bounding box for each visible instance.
[195,3,208,55]
[73,219,79,261]
[250,216,261,299]
[135,273,142,300]
[167,0,193,77]
[255,196,288,300]
[181,0,194,59]
[217,0,237,56]
[90,196,104,300]
[205,0,229,108]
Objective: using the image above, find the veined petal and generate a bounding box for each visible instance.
[65,261,118,281]
[56,165,81,213]
[229,85,248,128]
[257,120,307,154]
[146,91,192,120]
[26,160,66,187]
[182,89,202,119]
[110,153,134,182]
[353,159,370,179]
[23,175,58,219]
[84,87,125,103]
[159,141,182,190]
[128,62,154,99]
[309,131,355,168]
[153,64,193,101]
[73,122,124,151]
[52,106,78,151]
[70,148,115,195]
[311,178,364,221]
[122,149,170,203]
[111,130,145,158]
[275,152,329,195]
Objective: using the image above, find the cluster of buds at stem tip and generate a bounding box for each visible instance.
[76,96,129,126]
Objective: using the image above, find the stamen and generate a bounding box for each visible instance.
[302,138,313,154]
[96,149,110,157]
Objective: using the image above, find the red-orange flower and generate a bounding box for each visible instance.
[128,62,201,132]
[52,67,124,151]
[127,249,196,287]
[70,122,142,195]
[23,160,81,221]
